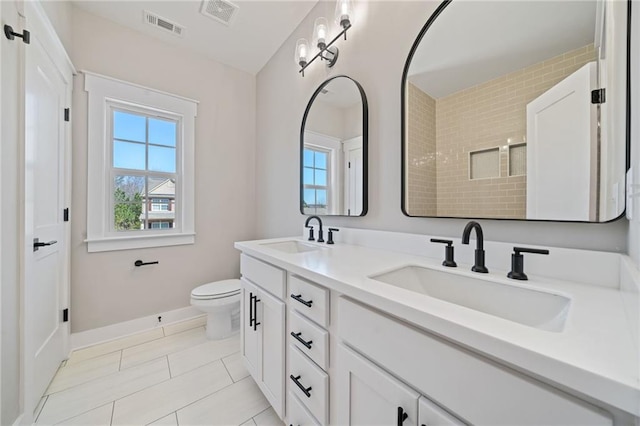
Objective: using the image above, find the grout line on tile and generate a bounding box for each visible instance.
[166,355,173,378]
[220,356,234,383]
[173,411,179,426]
[110,401,115,426]
[34,395,48,423]
[173,375,248,416]
[118,350,123,371]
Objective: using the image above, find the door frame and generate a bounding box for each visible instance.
[19,2,75,423]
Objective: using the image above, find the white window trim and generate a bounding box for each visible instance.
[304,131,342,214]
[84,71,198,252]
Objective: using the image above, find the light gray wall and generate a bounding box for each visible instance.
[1,2,22,424]
[306,100,345,139]
[629,2,640,266]
[40,0,73,53]
[256,0,628,253]
[70,7,257,332]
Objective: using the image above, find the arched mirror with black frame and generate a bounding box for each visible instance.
[300,75,368,216]
[401,0,630,222]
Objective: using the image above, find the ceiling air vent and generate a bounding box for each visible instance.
[143,11,185,37]
[200,0,240,26]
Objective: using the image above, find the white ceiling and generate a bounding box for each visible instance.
[408,1,598,98]
[317,77,361,108]
[72,0,319,75]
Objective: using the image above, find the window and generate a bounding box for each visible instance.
[303,147,330,214]
[111,109,177,232]
[151,198,171,212]
[151,222,172,229]
[85,72,197,252]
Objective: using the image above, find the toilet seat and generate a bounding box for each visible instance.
[191,279,241,300]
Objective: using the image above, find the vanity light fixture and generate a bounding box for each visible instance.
[295,0,353,76]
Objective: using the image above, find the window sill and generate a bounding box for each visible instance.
[85,233,195,253]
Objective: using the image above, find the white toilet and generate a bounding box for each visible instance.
[190,279,241,340]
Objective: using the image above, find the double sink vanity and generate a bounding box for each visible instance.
[235,226,639,425]
[270,0,637,422]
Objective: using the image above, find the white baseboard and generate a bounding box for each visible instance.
[13,414,24,426]
[70,305,202,350]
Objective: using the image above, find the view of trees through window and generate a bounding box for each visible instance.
[112,109,178,231]
[303,148,329,214]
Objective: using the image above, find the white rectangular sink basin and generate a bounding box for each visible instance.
[370,265,570,332]
[261,240,324,254]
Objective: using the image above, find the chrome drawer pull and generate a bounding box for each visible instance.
[291,293,313,307]
[291,331,313,349]
[290,374,312,398]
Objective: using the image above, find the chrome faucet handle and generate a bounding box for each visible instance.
[430,239,457,267]
[507,247,550,281]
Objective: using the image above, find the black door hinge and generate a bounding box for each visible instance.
[348,162,351,168]
[64,108,70,122]
[63,208,69,222]
[63,309,69,322]
[4,25,30,44]
[591,88,606,104]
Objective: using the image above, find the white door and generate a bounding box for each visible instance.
[526,62,598,221]
[23,4,71,409]
[336,344,420,426]
[257,289,285,418]
[343,136,363,216]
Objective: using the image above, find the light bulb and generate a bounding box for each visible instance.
[295,38,310,68]
[335,0,352,28]
[313,17,329,50]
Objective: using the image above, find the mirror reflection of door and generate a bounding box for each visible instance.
[402,0,628,222]
[301,76,368,216]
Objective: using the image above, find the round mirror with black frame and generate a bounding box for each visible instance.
[300,75,368,216]
[401,0,630,222]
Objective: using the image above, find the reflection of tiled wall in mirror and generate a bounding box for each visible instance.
[409,44,596,218]
[407,82,437,216]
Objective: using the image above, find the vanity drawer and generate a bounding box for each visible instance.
[289,345,329,425]
[240,254,285,299]
[338,297,613,425]
[287,392,321,426]
[288,275,329,327]
[289,310,329,370]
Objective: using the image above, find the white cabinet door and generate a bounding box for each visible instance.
[418,397,465,426]
[240,279,259,378]
[257,288,286,418]
[336,344,420,426]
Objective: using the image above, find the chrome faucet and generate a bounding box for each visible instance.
[461,221,488,273]
[305,216,324,243]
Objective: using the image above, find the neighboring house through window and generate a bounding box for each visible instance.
[85,72,197,252]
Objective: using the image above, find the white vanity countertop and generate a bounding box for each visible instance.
[235,236,640,417]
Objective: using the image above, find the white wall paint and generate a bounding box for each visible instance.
[70,7,256,332]
[629,1,640,267]
[256,0,628,253]
[1,2,22,423]
[39,0,73,54]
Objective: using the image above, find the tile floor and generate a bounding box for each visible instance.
[35,316,285,426]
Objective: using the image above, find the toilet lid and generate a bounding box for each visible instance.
[191,279,241,299]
